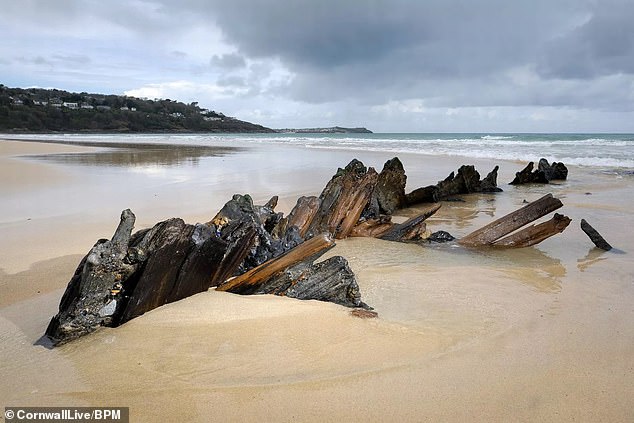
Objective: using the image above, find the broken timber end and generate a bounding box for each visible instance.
[492,213,571,248]
[216,232,335,293]
[580,219,612,251]
[458,194,567,248]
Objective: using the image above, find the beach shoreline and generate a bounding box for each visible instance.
[1,136,632,422]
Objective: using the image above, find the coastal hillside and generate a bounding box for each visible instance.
[0,85,274,133]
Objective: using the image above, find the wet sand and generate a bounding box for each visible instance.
[1,138,632,422]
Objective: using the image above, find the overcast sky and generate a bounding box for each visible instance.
[2,0,633,132]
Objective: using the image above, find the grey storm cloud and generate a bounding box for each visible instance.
[3,0,634,130]
[217,75,247,87]
[210,53,247,69]
[199,0,574,71]
[208,1,422,68]
[537,1,634,79]
[170,0,634,109]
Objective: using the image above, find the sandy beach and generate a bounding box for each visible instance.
[1,137,632,422]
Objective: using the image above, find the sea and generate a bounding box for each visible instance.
[6,132,634,169]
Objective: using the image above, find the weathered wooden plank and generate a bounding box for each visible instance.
[166,224,227,302]
[208,222,258,286]
[405,185,437,205]
[405,165,502,205]
[285,196,321,237]
[580,219,612,251]
[459,194,563,246]
[380,203,442,241]
[45,209,139,345]
[374,157,407,214]
[492,213,571,248]
[308,159,379,239]
[509,161,549,185]
[216,233,335,293]
[119,219,196,323]
[245,255,366,308]
[336,169,379,238]
[538,159,568,181]
[481,165,502,192]
[350,217,394,238]
[209,194,303,273]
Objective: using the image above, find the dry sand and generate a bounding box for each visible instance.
[0,138,632,422]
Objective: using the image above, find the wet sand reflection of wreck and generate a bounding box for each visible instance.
[482,247,566,293]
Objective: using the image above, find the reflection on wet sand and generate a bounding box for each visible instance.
[365,193,565,293]
[456,245,566,293]
[18,140,243,167]
[577,248,611,272]
[397,195,499,232]
[424,244,567,293]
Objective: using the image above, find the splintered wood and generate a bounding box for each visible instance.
[459,194,571,248]
[216,233,335,293]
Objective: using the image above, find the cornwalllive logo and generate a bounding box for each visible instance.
[5,407,129,422]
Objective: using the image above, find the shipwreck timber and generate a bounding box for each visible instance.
[45,157,575,346]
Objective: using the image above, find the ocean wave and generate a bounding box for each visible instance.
[481,135,515,140]
[303,143,634,168]
[8,133,631,148]
[556,156,634,168]
[4,132,633,169]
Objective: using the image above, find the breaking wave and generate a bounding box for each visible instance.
[4,132,634,169]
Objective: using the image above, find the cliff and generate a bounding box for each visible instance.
[0,85,274,133]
